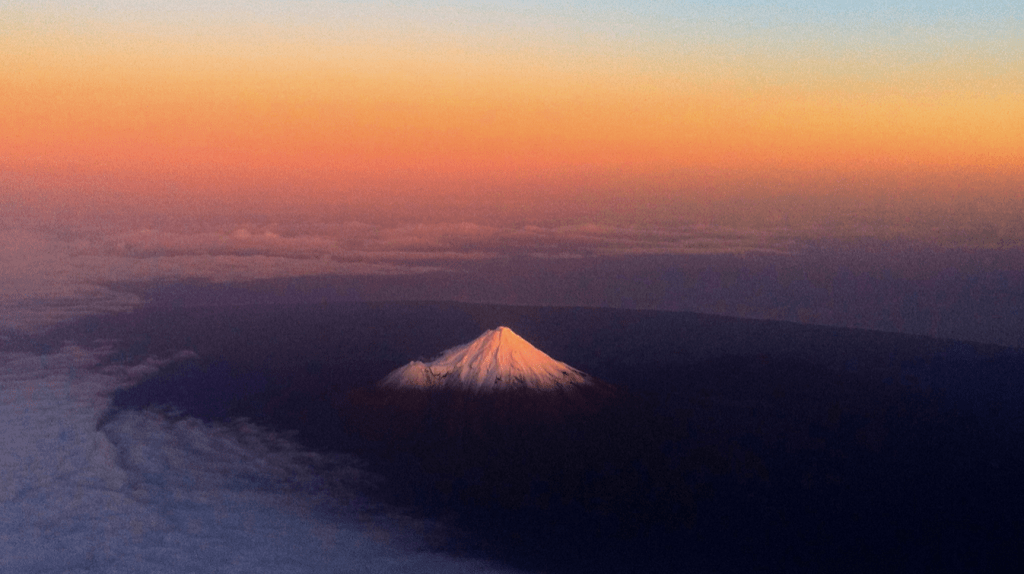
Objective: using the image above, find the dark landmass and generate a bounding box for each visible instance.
[40,299,1024,573]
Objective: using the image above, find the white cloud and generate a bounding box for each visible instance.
[0,347,520,574]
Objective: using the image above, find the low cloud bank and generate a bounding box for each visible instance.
[0,347,519,574]
[3,217,1023,345]
[0,220,800,331]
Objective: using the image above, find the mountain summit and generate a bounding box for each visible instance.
[379,326,593,392]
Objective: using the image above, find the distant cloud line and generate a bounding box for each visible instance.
[0,221,801,331]
[4,217,1019,333]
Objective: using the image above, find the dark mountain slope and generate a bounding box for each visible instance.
[82,300,1024,573]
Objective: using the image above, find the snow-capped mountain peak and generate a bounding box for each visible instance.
[379,326,592,392]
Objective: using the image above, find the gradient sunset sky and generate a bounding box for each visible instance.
[3,1,1024,345]
[4,0,1022,224]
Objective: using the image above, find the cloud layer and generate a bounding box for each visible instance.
[6,215,1021,346]
[0,346,518,573]
[0,219,800,331]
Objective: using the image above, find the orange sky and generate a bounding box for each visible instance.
[2,5,1022,225]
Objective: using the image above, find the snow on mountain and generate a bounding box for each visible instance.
[379,327,592,392]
